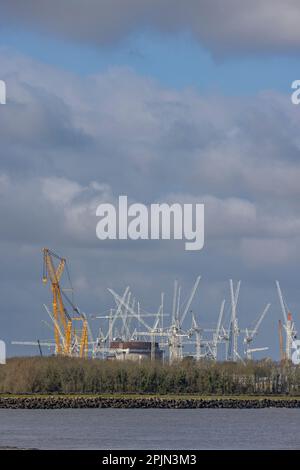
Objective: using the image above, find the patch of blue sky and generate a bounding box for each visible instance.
[0,27,297,96]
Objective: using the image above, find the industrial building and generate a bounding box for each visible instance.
[108,340,163,361]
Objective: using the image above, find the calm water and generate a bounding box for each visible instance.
[0,409,300,449]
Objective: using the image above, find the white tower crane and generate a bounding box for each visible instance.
[169,276,201,363]
[212,300,225,361]
[227,280,241,361]
[243,303,271,359]
[276,281,297,361]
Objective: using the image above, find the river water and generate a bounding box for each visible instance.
[0,408,299,449]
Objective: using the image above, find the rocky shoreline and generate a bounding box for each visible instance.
[1,396,300,409]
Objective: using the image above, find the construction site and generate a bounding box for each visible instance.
[11,248,300,365]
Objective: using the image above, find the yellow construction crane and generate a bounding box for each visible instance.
[42,248,88,358]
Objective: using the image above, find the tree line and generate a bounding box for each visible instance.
[0,356,299,395]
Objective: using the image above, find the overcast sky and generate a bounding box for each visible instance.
[1,1,300,359]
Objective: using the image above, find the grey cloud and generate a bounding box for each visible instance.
[1,1,300,56]
[3,52,300,201]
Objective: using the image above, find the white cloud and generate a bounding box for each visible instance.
[42,177,83,205]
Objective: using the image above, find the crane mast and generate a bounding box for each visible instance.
[275,281,296,361]
[278,319,285,363]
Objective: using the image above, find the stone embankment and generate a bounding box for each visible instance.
[0,396,300,409]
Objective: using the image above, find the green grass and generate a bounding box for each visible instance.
[1,393,300,400]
